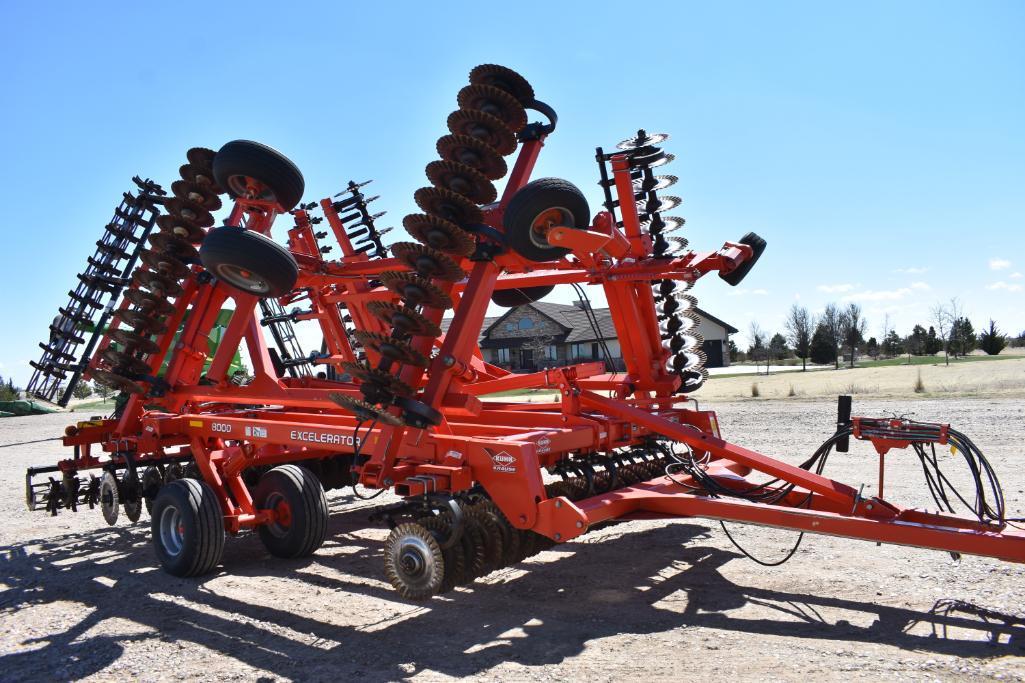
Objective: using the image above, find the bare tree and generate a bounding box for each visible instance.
[839,303,867,368]
[821,303,844,370]
[522,333,557,370]
[946,297,967,360]
[931,301,952,366]
[748,321,765,374]
[785,304,813,371]
[881,313,892,358]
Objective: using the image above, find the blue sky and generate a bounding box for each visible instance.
[2,1,1023,384]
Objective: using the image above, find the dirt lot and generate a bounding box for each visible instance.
[2,397,1025,681]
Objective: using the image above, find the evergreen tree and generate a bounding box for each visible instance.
[979,319,1006,356]
[727,339,740,362]
[950,317,976,357]
[882,330,904,357]
[866,337,879,357]
[72,381,93,399]
[95,382,114,402]
[0,375,18,401]
[821,303,844,369]
[925,326,942,355]
[809,323,836,365]
[908,325,927,356]
[769,333,788,361]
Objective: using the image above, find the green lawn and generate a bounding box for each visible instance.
[713,353,1015,379]
[68,398,116,414]
[480,388,557,398]
[855,354,1012,368]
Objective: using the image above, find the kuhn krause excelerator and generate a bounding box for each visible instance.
[23,64,1025,599]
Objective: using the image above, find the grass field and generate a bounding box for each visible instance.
[703,356,1025,401]
[481,352,1025,402]
[59,351,1025,408]
[716,351,1021,379]
[66,397,117,414]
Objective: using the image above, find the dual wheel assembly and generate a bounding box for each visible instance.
[150,465,327,576]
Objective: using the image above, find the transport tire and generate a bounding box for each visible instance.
[503,178,590,262]
[151,478,225,577]
[254,465,328,559]
[212,140,305,211]
[719,232,767,286]
[491,285,554,307]
[200,227,299,297]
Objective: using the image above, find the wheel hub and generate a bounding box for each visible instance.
[530,207,572,249]
[216,263,270,294]
[399,546,427,577]
[263,492,292,537]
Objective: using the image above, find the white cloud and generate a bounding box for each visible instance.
[893,267,928,274]
[794,293,802,300]
[843,288,913,302]
[1010,272,1023,280]
[909,281,930,291]
[986,281,1024,292]
[989,258,1012,271]
[817,283,856,293]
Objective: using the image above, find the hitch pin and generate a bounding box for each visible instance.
[851,483,865,515]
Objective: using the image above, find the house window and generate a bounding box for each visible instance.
[547,345,557,360]
[497,348,510,363]
[518,318,534,330]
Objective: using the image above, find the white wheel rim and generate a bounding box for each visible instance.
[215,263,271,294]
[159,506,185,557]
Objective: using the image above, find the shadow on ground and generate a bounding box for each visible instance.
[2,503,1023,680]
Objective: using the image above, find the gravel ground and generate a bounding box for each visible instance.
[2,397,1024,681]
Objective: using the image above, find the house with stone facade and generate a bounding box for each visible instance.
[461,301,737,373]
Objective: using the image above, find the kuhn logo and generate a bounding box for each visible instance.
[536,436,551,454]
[487,449,517,473]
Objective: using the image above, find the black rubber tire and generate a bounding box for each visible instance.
[503,178,590,262]
[150,479,225,577]
[254,465,328,559]
[491,285,555,307]
[200,227,299,297]
[212,140,305,211]
[719,232,767,286]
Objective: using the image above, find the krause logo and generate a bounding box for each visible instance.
[486,448,517,473]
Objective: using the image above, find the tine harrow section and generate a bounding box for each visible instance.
[26,178,164,406]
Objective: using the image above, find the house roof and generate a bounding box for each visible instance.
[440,315,499,335]
[529,301,617,343]
[693,307,739,335]
[450,300,737,344]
